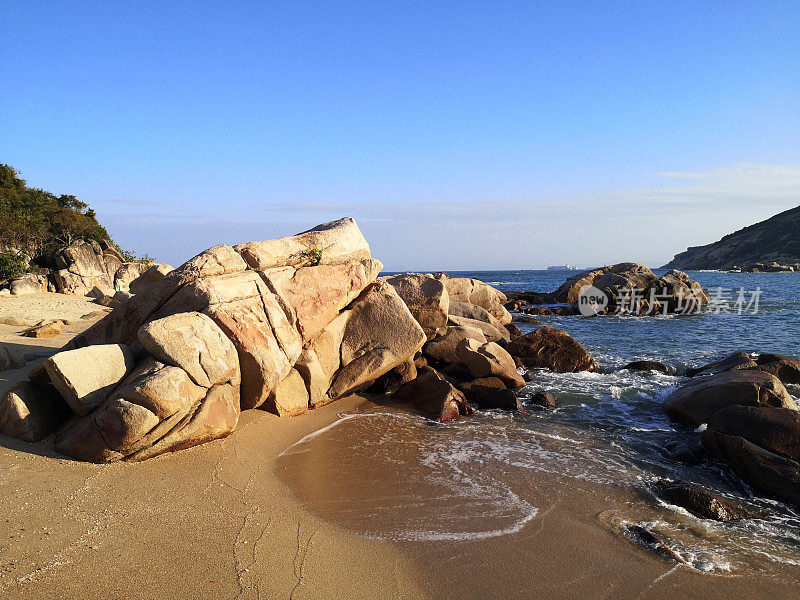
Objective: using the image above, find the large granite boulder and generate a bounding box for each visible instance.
[701,430,800,505]
[138,312,240,388]
[261,258,382,340]
[127,263,173,295]
[9,272,49,296]
[382,273,449,340]
[393,367,473,422]
[268,368,310,417]
[663,370,797,427]
[154,270,302,410]
[328,282,426,399]
[51,240,123,296]
[423,324,487,364]
[294,312,349,408]
[456,339,525,388]
[434,274,511,324]
[55,358,240,462]
[0,381,70,442]
[41,344,135,416]
[506,327,598,373]
[704,405,800,462]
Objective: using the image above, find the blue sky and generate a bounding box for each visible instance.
[2,1,799,270]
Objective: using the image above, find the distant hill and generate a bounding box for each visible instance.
[662,205,800,270]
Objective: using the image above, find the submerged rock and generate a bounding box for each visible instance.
[658,481,754,522]
[529,391,557,408]
[625,524,690,565]
[685,352,757,377]
[621,360,670,374]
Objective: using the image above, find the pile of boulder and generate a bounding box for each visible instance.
[507,263,709,316]
[1,238,172,298]
[664,352,800,503]
[0,218,599,463]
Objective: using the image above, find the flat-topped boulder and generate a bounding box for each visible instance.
[42,344,135,416]
[234,217,371,270]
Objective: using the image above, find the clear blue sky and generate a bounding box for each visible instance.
[2,1,799,270]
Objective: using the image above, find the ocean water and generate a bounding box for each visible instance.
[281,270,800,572]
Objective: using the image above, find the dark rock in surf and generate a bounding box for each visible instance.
[621,360,670,375]
[658,481,754,522]
[685,352,757,377]
[529,391,557,408]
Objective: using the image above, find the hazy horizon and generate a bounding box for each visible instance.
[3,2,799,270]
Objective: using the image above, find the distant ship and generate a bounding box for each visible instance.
[546,265,577,271]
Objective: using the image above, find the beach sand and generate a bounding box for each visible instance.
[1,294,799,599]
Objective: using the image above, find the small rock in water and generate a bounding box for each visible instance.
[625,524,689,565]
[529,391,556,408]
[621,360,670,375]
[658,481,756,522]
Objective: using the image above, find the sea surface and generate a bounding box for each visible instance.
[281,270,800,573]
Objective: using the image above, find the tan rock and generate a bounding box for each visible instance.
[127,263,173,295]
[23,320,63,339]
[54,359,240,463]
[382,273,450,340]
[138,312,240,389]
[294,312,349,408]
[423,325,487,364]
[266,368,309,417]
[69,244,247,347]
[0,344,26,371]
[457,339,525,388]
[235,217,372,270]
[435,274,511,324]
[0,381,69,442]
[329,282,426,399]
[447,314,509,343]
[262,258,382,340]
[664,370,797,427]
[177,271,302,409]
[43,344,135,415]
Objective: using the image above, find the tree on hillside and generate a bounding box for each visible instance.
[0,163,112,258]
